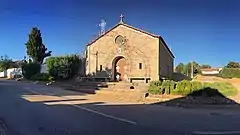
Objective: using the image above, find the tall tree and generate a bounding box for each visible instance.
[185,61,201,77]
[226,61,240,68]
[0,55,13,71]
[175,63,185,73]
[25,27,52,64]
[201,64,211,69]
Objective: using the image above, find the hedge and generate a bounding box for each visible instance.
[218,68,240,78]
[161,80,175,94]
[22,63,41,79]
[46,54,81,79]
[191,81,203,92]
[174,80,192,95]
[148,81,163,94]
[148,80,237,97]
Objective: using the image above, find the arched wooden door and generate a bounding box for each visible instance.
[112,57,126,81]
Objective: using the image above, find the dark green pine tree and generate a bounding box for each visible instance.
[25,27,52,64]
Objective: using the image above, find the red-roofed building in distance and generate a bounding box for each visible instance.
[200,68,223,75]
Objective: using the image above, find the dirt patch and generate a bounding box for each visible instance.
[194,75,240,99]
[96,91,146,102]
[193,75,225,82]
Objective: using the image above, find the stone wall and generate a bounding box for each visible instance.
[86,23,174,82]
[86,24,159,81]
[159,40,174,79]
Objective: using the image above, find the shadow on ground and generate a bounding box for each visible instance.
[172,72,192,82]
[2,80,240,135]
[153,87,240,109]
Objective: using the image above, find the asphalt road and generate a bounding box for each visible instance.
[1,80,240,135]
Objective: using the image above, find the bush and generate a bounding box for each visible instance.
[169,80,176,93]
[191,81,203,91]
[162,80,176,94]
[148,80,237,97]
[150,81,162,86]
[46,54,81,79]
[148,81,164,95]
[30,73,50,82]
[22,63,41,79]
[161,80,170,94]
[174,80,191,95]
[218,68,240,78]
[49,76,55,82]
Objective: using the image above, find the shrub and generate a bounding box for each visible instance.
[191,81,203,91]
[174,80,192,95]
[174,82,184,95]
[150,81,162,87]
[162,80,170,94]
[46,54,81,79]
[148,80,237,97]
[30,73,50,82]
[184,80,192,93]
[22,63,41,79]
[49,76,55,82]
[218,68,240,78]
[148,81,164,95]
[161,80,176,95]
[169,80,176,93]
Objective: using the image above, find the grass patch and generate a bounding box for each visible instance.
[209,82,237,96]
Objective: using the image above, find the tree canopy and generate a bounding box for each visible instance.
[226,61,240,68]
[25,27,52,64]
[0,55,15,71]
[201,64,211,69]
[175,63,185,73]
[175,62,209,77]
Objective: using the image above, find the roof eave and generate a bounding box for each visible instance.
[159,36,175,58]
[85,23,175,59]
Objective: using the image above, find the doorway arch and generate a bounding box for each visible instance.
[112,56,126,81]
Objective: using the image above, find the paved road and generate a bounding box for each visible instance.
[1,80,240,135]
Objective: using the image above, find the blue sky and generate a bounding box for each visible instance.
[0,0,239,67]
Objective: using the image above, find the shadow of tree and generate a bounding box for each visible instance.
[50,67,114,94]
[154,87,240,108]
[5,80,240,135]
[172,72,192,82]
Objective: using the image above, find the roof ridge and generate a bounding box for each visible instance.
[86,22,174,58]
[86,22,159,46]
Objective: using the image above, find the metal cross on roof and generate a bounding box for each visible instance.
[120,14,124,23]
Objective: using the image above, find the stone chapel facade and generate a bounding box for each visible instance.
[84,16,174,83]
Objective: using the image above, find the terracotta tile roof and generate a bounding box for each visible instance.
[86,22,174,58]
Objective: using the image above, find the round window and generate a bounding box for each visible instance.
[115,35,124,46]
